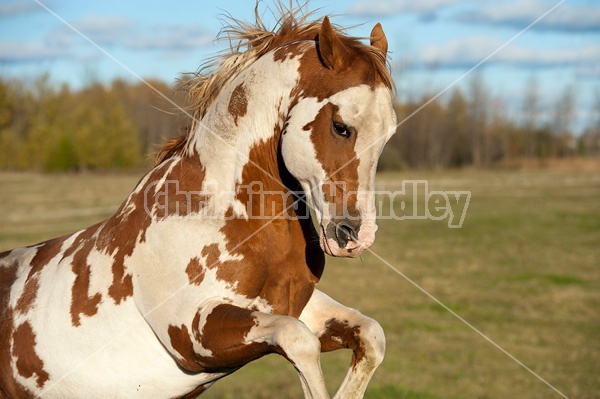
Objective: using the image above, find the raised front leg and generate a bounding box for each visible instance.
[168,302,329,399]
[299,290,386,399]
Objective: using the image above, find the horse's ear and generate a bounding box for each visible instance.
[318,16,350,71]
[370,23,388,60]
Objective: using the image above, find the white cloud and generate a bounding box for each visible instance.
[0,1,42,17]
[48,15,135,47]
[125,26,213,51]
[347,0,462,18]
[457,0,600,32]
[0,42,70,63]
[47,16,213,52]
[417,35,600,70]
[3,14,215,66]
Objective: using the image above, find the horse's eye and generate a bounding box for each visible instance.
[333,122,350,138]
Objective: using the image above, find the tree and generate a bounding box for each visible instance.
[444,88,469,167]
[578,86,600,156]
[553,84,576,136]
[522,74,540,158]
[68,84,141,170]
[551,84,577,157]
[466,72,489,166]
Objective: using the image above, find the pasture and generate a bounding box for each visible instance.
[0,167,598,399]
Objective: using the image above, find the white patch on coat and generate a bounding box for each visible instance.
[349,86,396,247]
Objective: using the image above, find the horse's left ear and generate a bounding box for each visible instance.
[370,23,388,59]
[318,16,350,71]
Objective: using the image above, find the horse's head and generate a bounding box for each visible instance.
[280,17,396,257]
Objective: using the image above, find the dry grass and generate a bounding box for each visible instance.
[1,168,598,398]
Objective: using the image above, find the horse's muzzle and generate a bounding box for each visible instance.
[321,218,374,257]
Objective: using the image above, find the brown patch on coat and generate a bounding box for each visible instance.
[185,257,205,286]
[0,262,27,398]
[228,83,248,126]
[0,265,11,399]
[14,236,69,316]
[167,324,203,372]
[200,244,220,269]
[0,262,18,294]
[28,236,65,278]
[15,277,39,315]
[167,306,273,373]
[198,304,271,370]
[216,134,324,316]
[302,102,360,215]
[267,20,392,93]
[319,318,366,369]
[62,223,101,260]
[60,224,104,325]
[97,202,139,304]
[70,237,102,326]
[12,322,49,388]
[282,40,387,104]
[199,304,257,352]
[107,264,133,305]
[145,155,208,220]
[198,243,251,292]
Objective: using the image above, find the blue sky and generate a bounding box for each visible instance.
[1,0,599,132]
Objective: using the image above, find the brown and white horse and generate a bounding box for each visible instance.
[0,7,396,399]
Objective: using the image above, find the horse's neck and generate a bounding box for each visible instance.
[184,54,301,216]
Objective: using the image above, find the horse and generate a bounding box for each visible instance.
[0,5,397,399]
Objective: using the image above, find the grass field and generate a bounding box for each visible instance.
[1,167,598,399]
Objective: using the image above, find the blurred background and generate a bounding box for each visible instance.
[0,1,598,398]
[1,0,599,170]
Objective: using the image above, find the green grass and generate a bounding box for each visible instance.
[1,168,599,399]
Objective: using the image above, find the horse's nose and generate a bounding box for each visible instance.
[334,221,360,248]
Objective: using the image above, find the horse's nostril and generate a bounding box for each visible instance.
[336,223,357,244]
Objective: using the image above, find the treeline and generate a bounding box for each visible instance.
[380,74,600,170]
[0,74,599,172]
[0,75,187,171]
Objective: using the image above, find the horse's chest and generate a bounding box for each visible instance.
[202,217,322,316]
[217,255,317,316]
[257,260,318,317]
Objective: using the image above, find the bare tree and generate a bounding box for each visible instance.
[444,88,469,167]
[553,84,576,136]
[466,72,489,166]
[579,86,600,156]
[522,74,540,158]
[552,84,577,157]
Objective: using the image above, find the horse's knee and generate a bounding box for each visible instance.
[272,317,321,364]
[359,317,386,368]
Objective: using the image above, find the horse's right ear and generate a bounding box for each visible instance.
[318,16,350,71]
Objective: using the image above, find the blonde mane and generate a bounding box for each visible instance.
[157,3,393,163]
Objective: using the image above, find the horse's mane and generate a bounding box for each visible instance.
[156,2,393,164]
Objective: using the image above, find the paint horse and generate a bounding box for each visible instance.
[0,9,397,399]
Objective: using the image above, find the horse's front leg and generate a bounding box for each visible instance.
[299,290,386,399]
[183,302,329,399]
